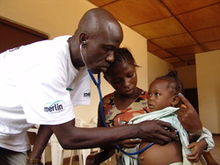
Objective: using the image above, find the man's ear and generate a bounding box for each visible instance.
[79,33,88,45]
[171,95,181,107]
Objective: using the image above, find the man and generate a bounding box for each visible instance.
[0,8,201,165]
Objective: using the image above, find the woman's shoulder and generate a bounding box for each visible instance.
[102,92,114,103]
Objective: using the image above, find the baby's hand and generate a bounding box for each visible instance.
[187,140,207,162]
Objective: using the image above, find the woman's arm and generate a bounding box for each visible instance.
[202,151,219,165]
[86,146,115,165]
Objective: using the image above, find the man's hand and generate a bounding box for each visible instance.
[177,93,202,133]
[138,120,177,145]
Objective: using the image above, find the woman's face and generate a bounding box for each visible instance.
[107,61,137,96]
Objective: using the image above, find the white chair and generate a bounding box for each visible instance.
[69,117,98,165]
[28,117,98,165]
[69,147,91,165]
[27,126,61,165]
[41,118,93,165]
[50,134,65,165]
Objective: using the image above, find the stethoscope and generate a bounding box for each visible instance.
[88,70,154,156]
[89,71,181,156]
[80,42,154,156]
[80,42,154,155]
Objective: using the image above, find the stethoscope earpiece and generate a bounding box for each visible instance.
[82,40,86,47]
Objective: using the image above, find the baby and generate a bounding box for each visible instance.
[128,71,214,165]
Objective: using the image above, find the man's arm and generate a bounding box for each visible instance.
[50,119,177,149]
[30,125,53,159]
[28,125,53,165]
[28,118,177,164]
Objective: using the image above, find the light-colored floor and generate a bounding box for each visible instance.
[69,135,220,165]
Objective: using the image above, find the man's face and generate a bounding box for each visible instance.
[148,79,175,111]
[82,23,123,73]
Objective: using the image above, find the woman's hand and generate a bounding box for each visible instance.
[86,148,115,165]
[177,93,202,133]
[86,154,99,165]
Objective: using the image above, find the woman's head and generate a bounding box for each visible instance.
[148,71,183,111]
[104,48,139,96]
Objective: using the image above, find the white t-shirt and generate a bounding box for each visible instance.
[0,36,90,152]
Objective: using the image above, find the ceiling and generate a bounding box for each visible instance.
[88,0,220,67]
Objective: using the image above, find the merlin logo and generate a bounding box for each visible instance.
[83,89,90,97]
[83,92,90,97]
[44,100,64,113]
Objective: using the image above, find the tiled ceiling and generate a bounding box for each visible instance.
[88,0,220,67]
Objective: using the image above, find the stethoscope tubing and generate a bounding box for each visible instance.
[88,70,154,155]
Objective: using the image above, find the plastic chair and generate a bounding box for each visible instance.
[69,148,91,165]
[27,126,60,165]
[29,117,97,165]
[69,117,98,165]
[44,118,92,165]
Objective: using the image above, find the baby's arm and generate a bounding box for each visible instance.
[187,127,215,163]
[187,140,207,162]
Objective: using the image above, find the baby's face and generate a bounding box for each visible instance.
[148,79,175,112]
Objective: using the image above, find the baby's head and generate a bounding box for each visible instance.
[148,71,183,112]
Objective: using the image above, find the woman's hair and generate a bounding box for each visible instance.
[105,47,138,76]
[155,71,183,94]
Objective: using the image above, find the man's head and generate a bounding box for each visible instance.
[148,71,183,111]
[70,8,123,73]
